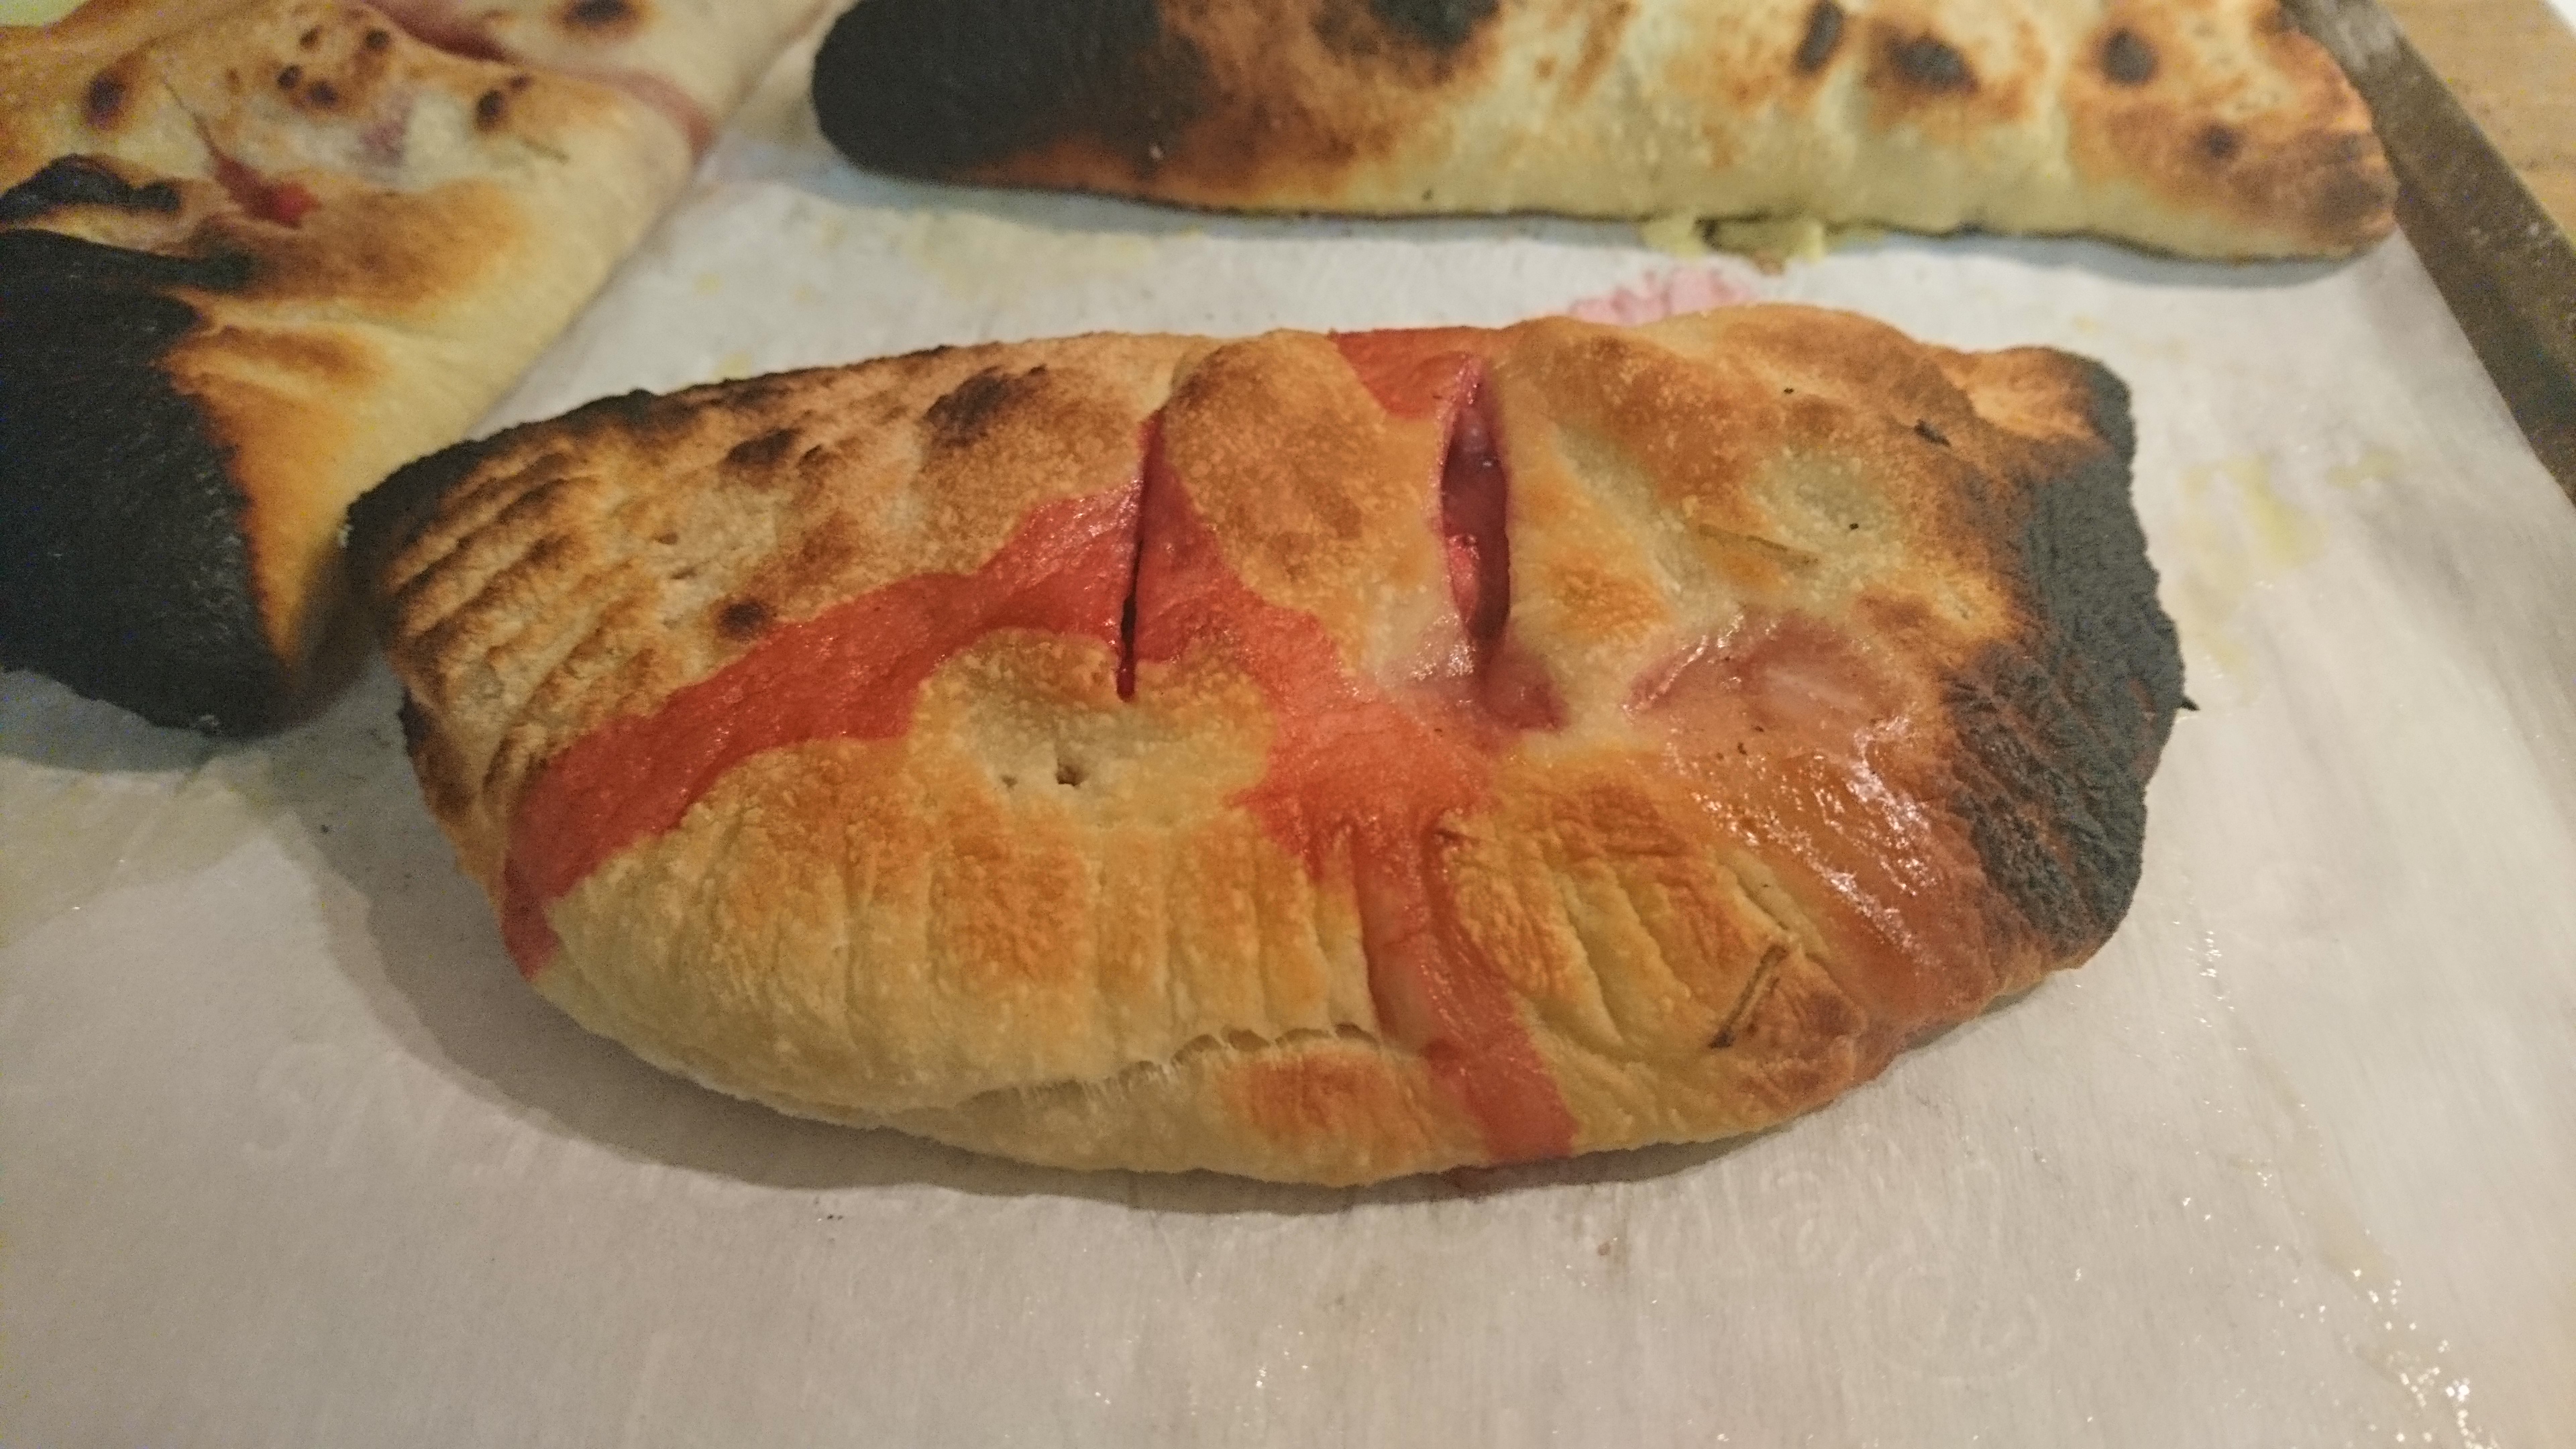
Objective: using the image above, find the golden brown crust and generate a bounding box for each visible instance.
[367,306,2186,1185]
[811,0,2393,259]
[0,0,817,731]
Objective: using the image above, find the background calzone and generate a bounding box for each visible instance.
[358,307,2189,1185]
[0,0,819,733]
[813,0,2396,259]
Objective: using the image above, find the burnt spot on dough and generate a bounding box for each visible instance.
[2200,123,2243,163]
[305,79,343,109]
[1913,419,1949,446]
[0,229,290,734]
[1884,34,1974,91]
[397,691,431,753]
[525,534,571,570]
[1794,0,1845,74]
[560,0,646,38]
[0,158,182,223]
[812,0,1205,178]
[716,598,773,641]
[84,72,129,129]
[1366,0,1498,49]
[521,388,701,458]
[2101,29,2156,86]
[476,88,510,129]
[1943,360,2184,954]
[926,366,1045,447]
[365,27,394,52]
[724,427,802,470]
[2308,151,2396,237]
[1315,0,1523,89]
[348,432,512,612]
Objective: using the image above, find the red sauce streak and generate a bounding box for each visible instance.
[211,153,317,227]
[498,484,1138,975]
[1332,327,1491,419]
[1137,340,1578,1162]
[500,333,1576,1161]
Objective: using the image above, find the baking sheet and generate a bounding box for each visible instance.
[7,32,2576,1448]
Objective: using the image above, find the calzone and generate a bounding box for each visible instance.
[812,0,2394,259]
[0,0,820,733]
[358,307,2188,1185]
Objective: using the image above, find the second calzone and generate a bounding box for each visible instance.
[812,0,2394,259]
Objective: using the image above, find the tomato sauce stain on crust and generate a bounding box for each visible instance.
[504,335,1576,1163]
[1332,326,1491,417]
[1143,343,1576,1163]
[211,153,317,227]
[498,484,1140,973]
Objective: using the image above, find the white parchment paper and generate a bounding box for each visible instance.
[7,34,2575,1448]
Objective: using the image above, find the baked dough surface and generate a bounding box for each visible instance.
[362,308,2188,1185]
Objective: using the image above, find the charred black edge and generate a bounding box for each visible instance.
[345,394,653,794]
[344,374,838,612]
[810,0,1194,178]
[347,348,1013,606]
[1946,359,2187,956]
[0,227,291,736]
[1368,0,1501,50]
[342,427,519,615]
[345,382,725,615]
[0,157,184,225]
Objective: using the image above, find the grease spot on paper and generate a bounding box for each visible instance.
[0,759,264,945]
[1637,213,1714,258]
[891,211,1155,304]
[2327,443,2405,492]
[2163,453,2326,685]
[2192,932,2500,1449]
